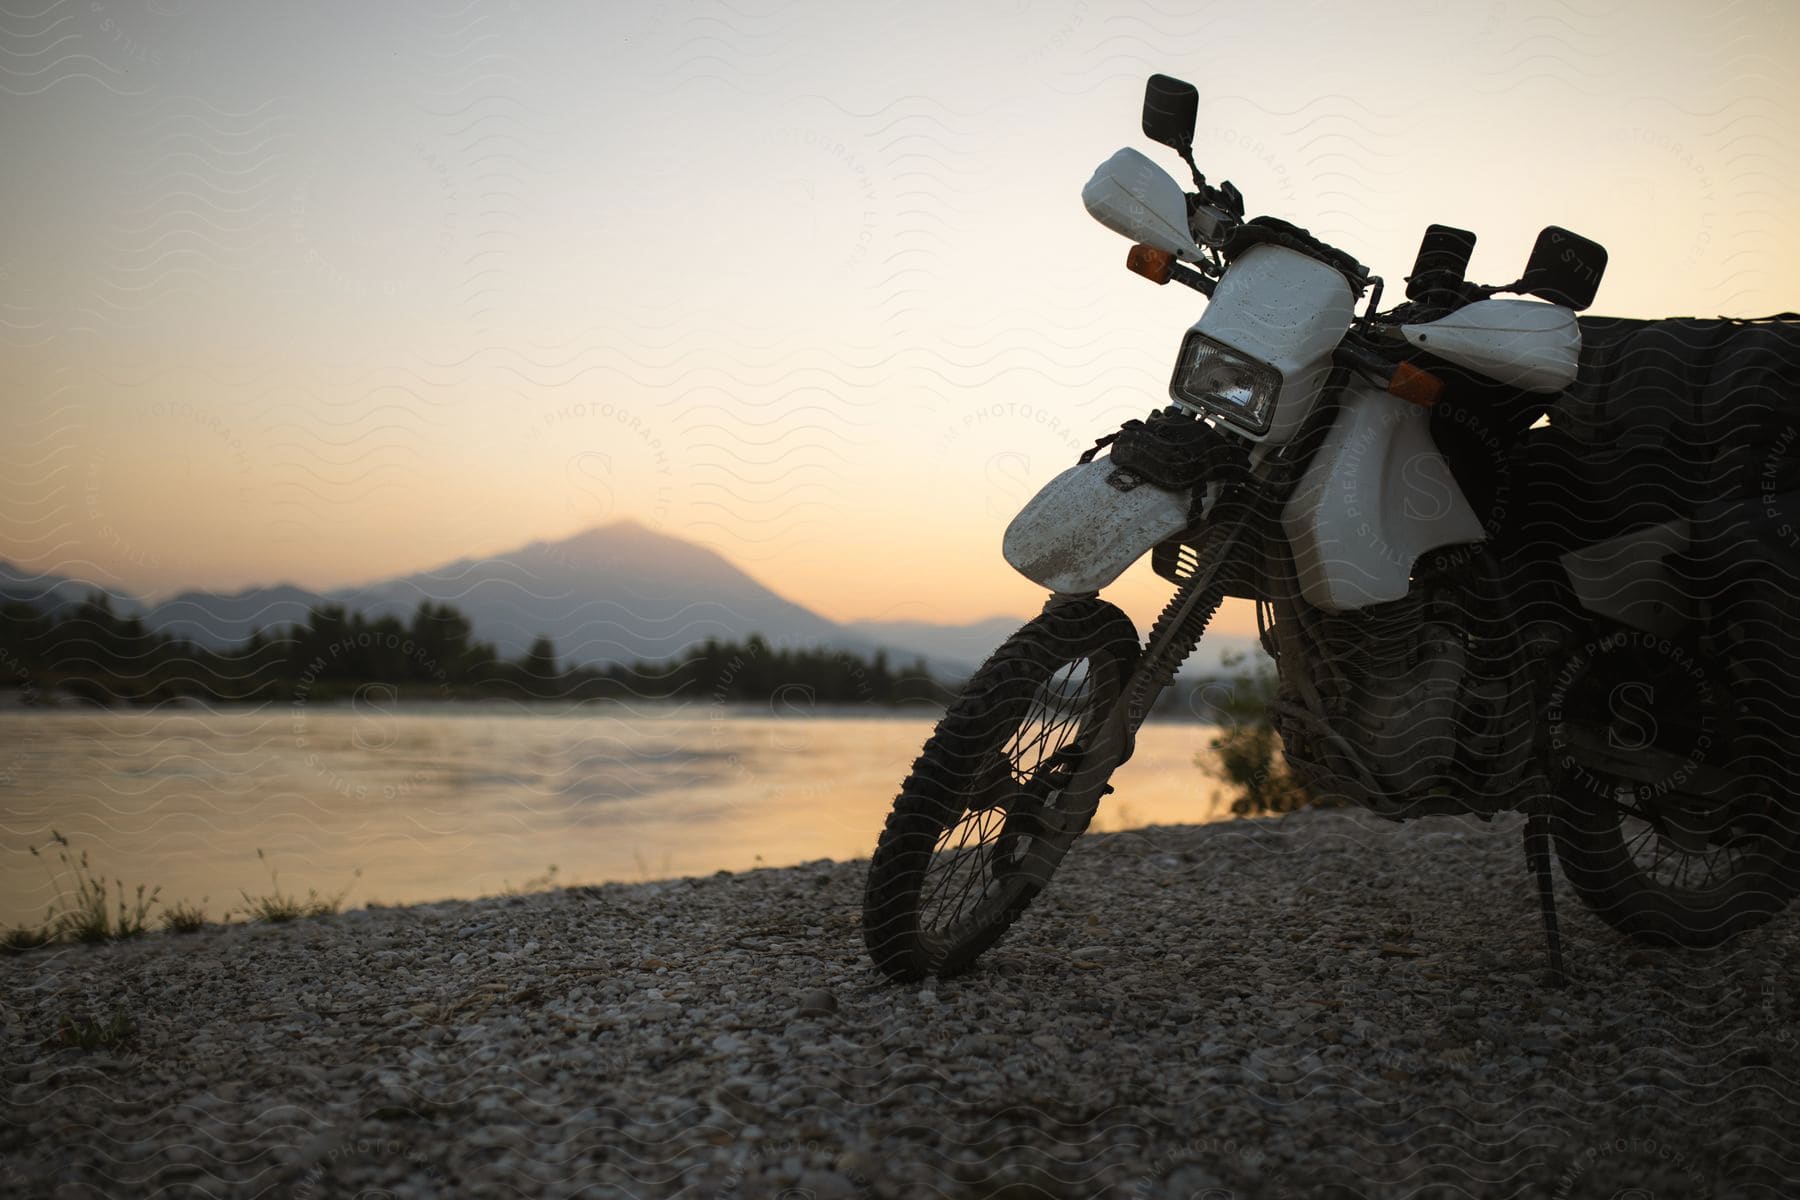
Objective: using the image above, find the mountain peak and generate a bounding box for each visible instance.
[558,517,668,545]
[313,520,831,667]
[520,520,735,574]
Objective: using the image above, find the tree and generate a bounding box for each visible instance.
[521,635,559,694]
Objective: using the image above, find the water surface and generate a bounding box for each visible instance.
[0,704,1232,924]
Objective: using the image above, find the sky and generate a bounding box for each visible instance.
[3,0,1798,639]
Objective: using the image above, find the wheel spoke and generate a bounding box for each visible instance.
[1005,669,1091,778]
[912,654,1113,944]
[922,808,997,913]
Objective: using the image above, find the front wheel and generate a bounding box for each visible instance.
[862,598,1139,981]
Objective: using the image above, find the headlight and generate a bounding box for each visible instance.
[1168,331,1282,434]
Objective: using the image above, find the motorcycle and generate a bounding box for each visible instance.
[863,74,1800,983]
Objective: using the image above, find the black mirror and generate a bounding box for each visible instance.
[1142,74,1198,153]
[1519,225,1607,310]
[1405,224,1477,300]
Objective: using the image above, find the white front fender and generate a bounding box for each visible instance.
[1001,455,1193,594]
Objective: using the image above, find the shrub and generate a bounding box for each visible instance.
[1198,652,1331,817]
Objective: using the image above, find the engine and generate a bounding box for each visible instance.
[1268,565,1535,819]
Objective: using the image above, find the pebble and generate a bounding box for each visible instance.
[795,988,837,1017]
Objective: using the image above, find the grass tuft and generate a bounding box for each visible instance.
[632,850,673,882]
[26,831,161,944]
[160,898,208,933]
[502,864,559,896]
[49,1010,136,1051]
[9,837,361,948]
[236,849,359,922]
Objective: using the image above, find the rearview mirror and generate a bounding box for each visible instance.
[1405,224,1477,301]
[1519,225,1607,310]
[1142,74,1198,154]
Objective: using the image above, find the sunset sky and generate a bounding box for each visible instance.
[3,0,1797,638]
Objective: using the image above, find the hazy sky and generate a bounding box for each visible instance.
[4,0,1797,636]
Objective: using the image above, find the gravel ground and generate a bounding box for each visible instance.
[3,807,1797,1199]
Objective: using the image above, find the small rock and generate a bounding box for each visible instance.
[795,988,837,1017]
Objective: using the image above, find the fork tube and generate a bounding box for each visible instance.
[1047,513,1251,838]
[1121,516,1247,744]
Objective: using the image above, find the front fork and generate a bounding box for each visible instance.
[1020,511,1251,880]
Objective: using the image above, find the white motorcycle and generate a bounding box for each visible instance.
[864,74,1800,983]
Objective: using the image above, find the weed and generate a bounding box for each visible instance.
[3,924,49,953]
[236,849,359,922]
[49,1010,136,1051]
[27,832,160,943]
[160,899,209,933]
[632,850,673,882]
[502,864,560,897]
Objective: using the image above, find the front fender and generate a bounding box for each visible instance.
[1001,456,1192,594]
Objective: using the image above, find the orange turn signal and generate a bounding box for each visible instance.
[1387,361,1443,407]
[1126,244,1174,285]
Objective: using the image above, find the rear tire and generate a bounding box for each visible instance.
[1551,581,1798,947]
[862,599,1139,981]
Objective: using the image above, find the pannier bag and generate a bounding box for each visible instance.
[1518,314,1800,552]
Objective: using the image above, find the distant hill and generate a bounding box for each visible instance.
[843,616,1028,667]
[146,584,330,648]
[1,525,973,672]
[330,521,855,667]
[0,562,142,618]
[1,526,1268,675]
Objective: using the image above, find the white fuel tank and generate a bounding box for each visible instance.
[1399,298,1580,393]
[1281,380,1487,611]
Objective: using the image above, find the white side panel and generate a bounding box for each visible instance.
[1560,517,1694,637]
[1281,382,1487,611]
[1187,244,1356,445]
[1080,148,1203,261]
[1400,298,1580,393]
[1002,456,1192,594]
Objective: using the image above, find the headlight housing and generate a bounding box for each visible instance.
[1168,331,1282,435]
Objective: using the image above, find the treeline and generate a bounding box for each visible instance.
[0,594,945,707]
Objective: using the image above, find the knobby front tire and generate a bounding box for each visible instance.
[862,598,1140,982]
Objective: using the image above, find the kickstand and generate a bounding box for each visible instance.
[1523,812,1568,987]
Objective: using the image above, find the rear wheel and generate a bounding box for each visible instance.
[1550,584,1798,946]
[862,599,1139,981]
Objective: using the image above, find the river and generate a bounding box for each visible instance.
[0,703,1235,926]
